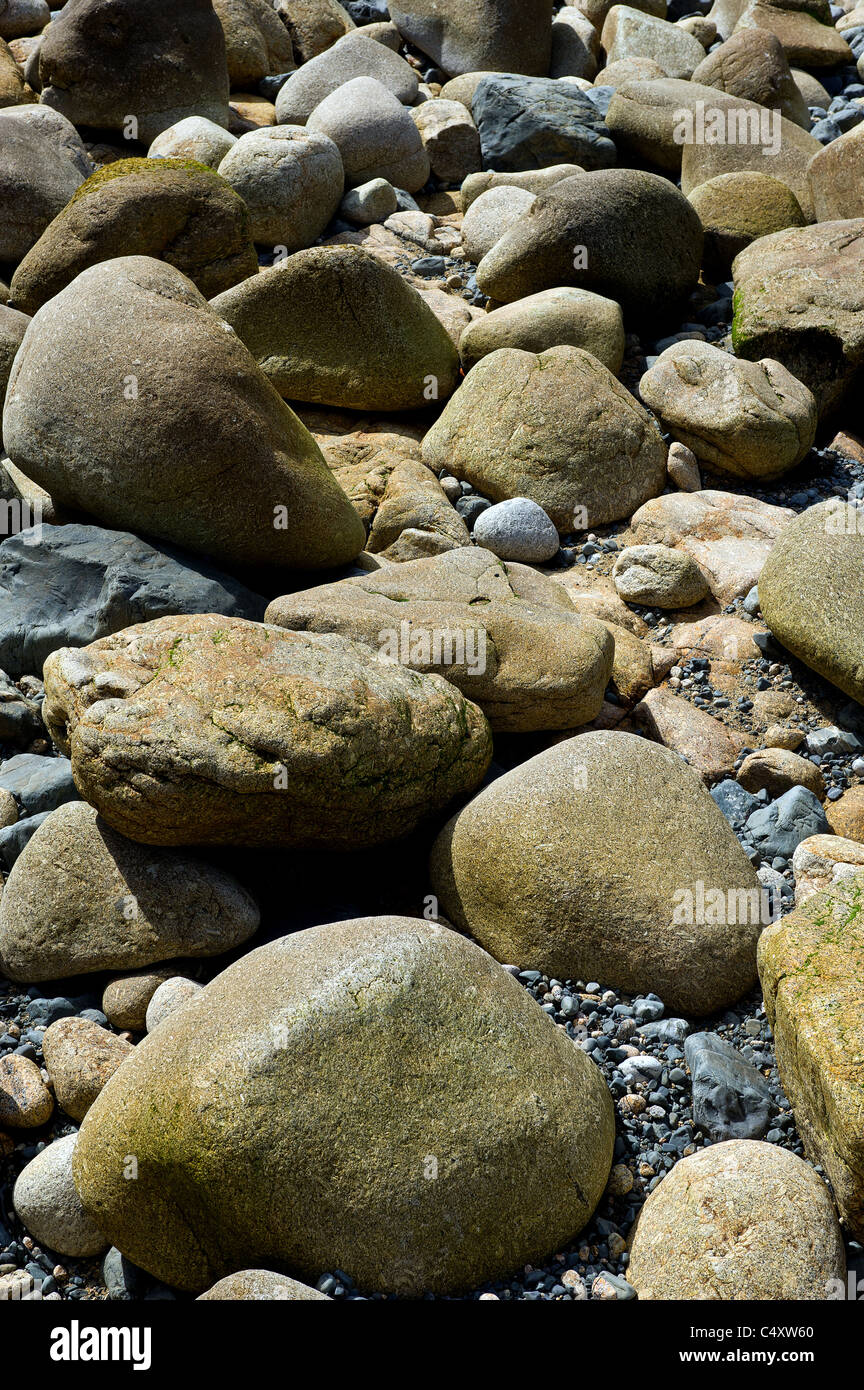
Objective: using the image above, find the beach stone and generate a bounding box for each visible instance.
[430,729,763,1014]
[550,7,600,79]
[42,1017,135,1121]
[274,30,418,124]
[0,523,264,681]
[629,490,795,604]
[791,64,830,106]
[732,223,864,420]
[745,785,830,859]
[216,125,343,248]
[366,458,470,557]
[145,977,203,1032]
[13,1135,108,1258]
[738,747,825,798]
[389,0,554,78]
[2,257,366,572]
[632,687,749,783]
[0,106,92,262]
[808,121,864,221]
[411,99,481,183]
[422,346,667,531]
[0,304,28,416]
[148,116,238,168]
[0,33,33,105]
[0,1053,53,1127]
[211,245,459,410]
[612,544,709,607]
[198,1270,330,1300]
[0,0,48,39]
[0,800,260,982]
[213,0,295,87]
[460,186,536,262]
[306,76,430,192]
[597,55,666,85]
[667,440,702,491]
[791,833,864,903]
[38,0,231,143]
[759,871,864,1239]
[825,785,864,843]
[339,177,398,225]
[685,1032,774,1140]
[602,6,707,77]
[41,613,491,849]
[275,0,354,62]
[691,28,809,125]
[759,500,864,704]
[688,171,806,279]
[460,165,584,210]
[733,0,852,67]
[265,545,615,732]
[103,969,182,1032]
[459,286,625,373]
[472,499,560,563]
[475,168,703,325]
[639,340,816,480]
[628,1140,846,1298]
[0,753,76,818]
[8,158,259,316]
[71,916,614,1295]
[471,75,616,172]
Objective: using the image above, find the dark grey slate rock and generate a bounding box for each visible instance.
[0,670,42,742]
[744,785,829,861]
[0,808,49,866]
[711,777,758,833]
[0,753,77,818]
[472,75,617,172]
[684,1030,774,1141]
[0,524,267,678]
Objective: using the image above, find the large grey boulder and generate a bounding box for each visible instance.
[0,523,265,679]
[71,917,615,1294]
[216,125,344,249]
[389,0,554,77]
[274,30,418,124]
[0,106,92,262]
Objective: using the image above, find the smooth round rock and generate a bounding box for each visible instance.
[145,977,204,1032]
[42,1017,135,1121]
[72,916,615,1296]
[628,1140,846,1299]
[306,76,430,192]
[460,186,535,263]
[14,1135,108,1257]
[612,543,710,607]
[198,1269,330,1299]
[472,498,560,562]
[459,286,625,373]
[0,1053,53,1127]
[103,969,182,1032]
[217,125,344,249]
[148,116,238,168]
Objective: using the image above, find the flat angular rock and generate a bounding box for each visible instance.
[632,687,748,783]
[0,523,265,680]
[472,74,616,172]
[684,1031,774,1140]
[629,490,795,604]
[42,613,492,849]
